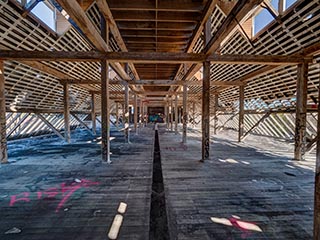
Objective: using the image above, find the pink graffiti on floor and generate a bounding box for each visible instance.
[211,216,263,239]
[9,179,99,212]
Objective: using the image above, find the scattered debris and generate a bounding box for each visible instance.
[5,227,22,234]
[93,210,102,216]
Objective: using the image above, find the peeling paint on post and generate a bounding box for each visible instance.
[0,61,8,164]
[213,94,218,135]
[101,14,111,163]
[201,61,210,161]
[116,102,119,130]
[139,98,142,130]
[175,94,178,134]
[192,101,196,128]
[124,84,130,143]
[170,97,173,132]
[164,98,168,128]
[134,93,138,134]
[294,63,308,160]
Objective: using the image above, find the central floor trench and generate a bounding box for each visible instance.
[149,129,170,240]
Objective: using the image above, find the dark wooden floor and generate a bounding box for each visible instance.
[0,124,315,239]
[0,127,153,240]
[159,126,314,240]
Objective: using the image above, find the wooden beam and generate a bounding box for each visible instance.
[106,52,205,63]
[55,0,131,83]
[188,1,218,52]
[60,79,99,85]
[238,85,245,142]
[0,61,8,164]
[0,50,311,65]
[294,63,308,160]
[56,0,108,52]
[207,54,311,65]
[63,82,70,143]
[96,0,141,84]
[201,61,210,161]
[107,0,205,12]
[0,50,104,61]
[36,114,65,141]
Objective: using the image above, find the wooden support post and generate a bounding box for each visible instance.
[124,84,130,142]
[175,94,178,134]
[294,63,308,160]
[91,93,96,135]
[314,84,320,240]
[213,94,219,135]
[192,101,196,128]
[201,61,210,161]
[134,93,138,134]
[164,99,168,127]
[238,85,245,142]
[139,99,142,130]
[63,82,70,143]
[0,61,8,164]
[101,14,111,163]
[116,102,119,130]
[171,97,174,132]
[182,84,188,143]
[36,114,65,140]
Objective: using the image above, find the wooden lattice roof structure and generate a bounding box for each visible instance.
[0,0,319,114]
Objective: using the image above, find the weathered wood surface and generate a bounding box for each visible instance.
[0,127,153,240]
[159,126,313,239]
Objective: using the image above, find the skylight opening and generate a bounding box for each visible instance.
[253,8,274,36]
[285,0,297,10]
[31,1,56,32]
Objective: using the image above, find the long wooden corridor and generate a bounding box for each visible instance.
[1,0,320,239]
